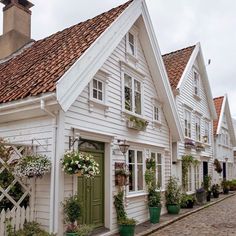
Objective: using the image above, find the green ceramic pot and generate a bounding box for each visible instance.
[167,204,180,214]
[149,206,161,224]
[119,224,135,236]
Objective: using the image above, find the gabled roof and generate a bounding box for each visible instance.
[162,43,217,120]
[213,95,236,146]
[162,45,195,89]
[0,0,132,103]
[213,96,224,135]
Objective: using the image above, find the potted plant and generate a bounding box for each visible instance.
[115,164,129,187]
[165,177,181,214]
[13,154,51,178]
[222,180,230,194]
[127,116,149,131]
[145,168,162,224]
[180,193,195,208]
[203,175,212,202]
[114,190,136,236]
[61,151,100,178]
[62,194,82,236]
[196,187,206,205]
[211,184,220,198]
[229,180,236,191]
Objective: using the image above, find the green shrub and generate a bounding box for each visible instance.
[77,225,94,236]
[165,177,181,205]
[180,193,195,208]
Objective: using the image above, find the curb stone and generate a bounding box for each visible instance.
[136,192,236,236]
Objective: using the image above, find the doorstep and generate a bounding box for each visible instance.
[111,191,236,236]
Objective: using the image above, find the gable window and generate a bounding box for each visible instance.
[153,106,160,122]
[92,79,103,101]
[151,152,163,188]
[195,116,201,142]
[193,71,200,97]
[124,73,142,115]
[184,110,191,138]
[128,150,144,193]
[128,32,135,56]
[204,121,210,143]
[126,30,137,58]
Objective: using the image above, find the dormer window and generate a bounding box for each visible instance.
[193,71,200,97]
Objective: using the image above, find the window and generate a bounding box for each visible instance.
[128,32,135,56]
[153,106,160,122]
[195,116,201,142]
[151,152,163,188]
[124,73,142,115]
[193,71,200,96]
[204,121,210,143]
[128,150,144,193]
[194,166,200,190]
[187,166,192,192]
[92,79,103,101]
[184,110,191,138]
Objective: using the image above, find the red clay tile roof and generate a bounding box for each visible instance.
[162,45,196,89]
[213,96,224,135]
[0,0,132,104]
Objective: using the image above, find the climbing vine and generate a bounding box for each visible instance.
[182,155,194,191]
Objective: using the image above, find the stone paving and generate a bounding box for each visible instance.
[151,194,236,236]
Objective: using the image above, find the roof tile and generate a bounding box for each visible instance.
[162,45,196,89]
[213,96,224,135]
[0,0,132,103]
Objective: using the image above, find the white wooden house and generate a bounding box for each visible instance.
[162,43,217,193]
[0,0,183,235]
[213,95,236,183]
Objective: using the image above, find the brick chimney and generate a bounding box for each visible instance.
[0,0,34,59]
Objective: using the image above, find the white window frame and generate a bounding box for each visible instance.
[121,62,145,117]
[126,28,138,58]
[150,152,164,190]
[89,70,109,105]
[127,149,145,194]
[194,165,200,190]
[204,121,210,144]
[195,115,201,142]
[193,70,200,97]
[184,110,192,138]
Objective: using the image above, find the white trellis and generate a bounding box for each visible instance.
[0,142,37,232]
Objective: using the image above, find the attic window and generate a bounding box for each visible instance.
[126,29,137,58]
[193,71,200,97]
[128,32,135,56]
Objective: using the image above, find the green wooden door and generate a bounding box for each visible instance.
[77,141,104,228]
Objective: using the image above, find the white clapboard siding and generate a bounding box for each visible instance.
[64,26,172,230]
[0,116,53,231]
[0,206,33,236]
[176,58,214,185]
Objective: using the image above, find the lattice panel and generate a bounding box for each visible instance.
[0,144,33,211]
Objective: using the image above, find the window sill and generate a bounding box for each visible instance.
[193,94,201,101]
[126,192,147,199]
[126,52,139,65]
[121,110,144,120]
[88,99,109,116]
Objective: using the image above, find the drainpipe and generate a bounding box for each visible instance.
[40,99,57,233]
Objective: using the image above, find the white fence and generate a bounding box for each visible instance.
[0,206,33,236]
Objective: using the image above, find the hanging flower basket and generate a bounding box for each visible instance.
[61,151,100,178]
[13,155,51,178]
[127,116,149,131]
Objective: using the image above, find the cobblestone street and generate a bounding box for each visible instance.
[151,194,236,236]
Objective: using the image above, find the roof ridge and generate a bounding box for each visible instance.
[162,44,196,57]
[36,0,133,43]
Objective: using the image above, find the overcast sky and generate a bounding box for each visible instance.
[0,0,236,117]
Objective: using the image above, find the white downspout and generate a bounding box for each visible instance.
[40,99,57,233]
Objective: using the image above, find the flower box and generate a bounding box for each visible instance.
[184,139,195,149]
[127,116,148,131]
[195,142,205,152]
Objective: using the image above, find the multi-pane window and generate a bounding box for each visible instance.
[187,166,192,192]
[124,73,142,115]
[128,150,144,193]
[194,71,200,96]
[128,32,135,56]
[204,121,210,143]
[195,116,201,141]
[92,79,103,101]
[153,106,160,122]
[184,110,191,138]
[151,152,163,188]
[194,166,200,190]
